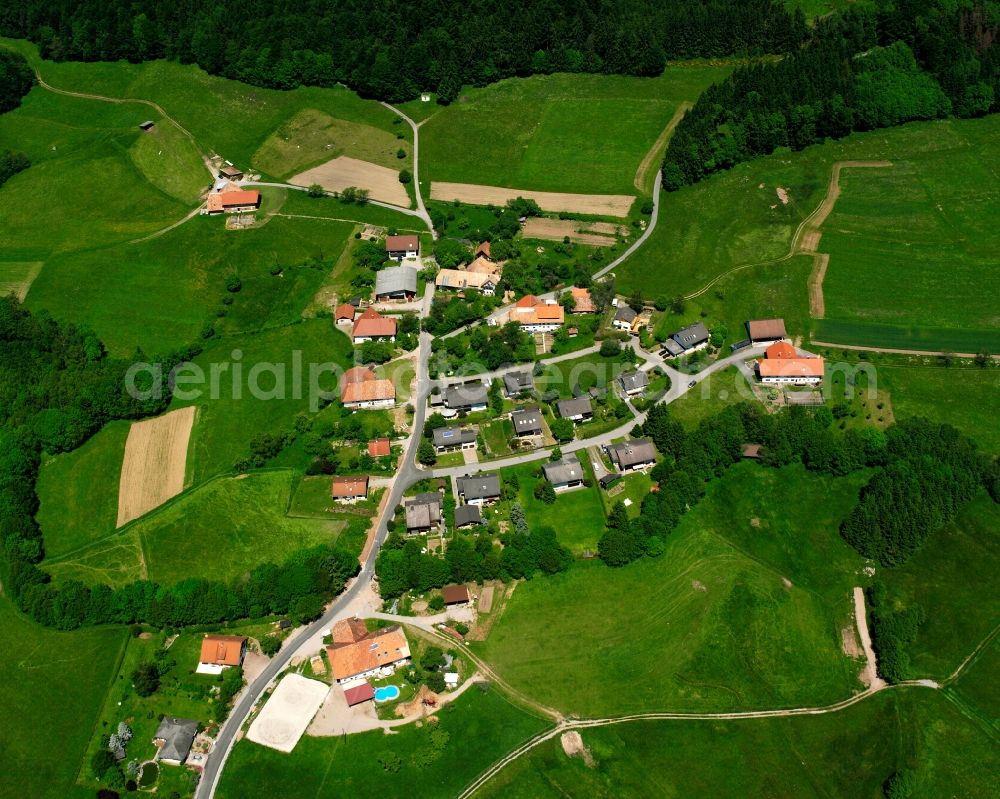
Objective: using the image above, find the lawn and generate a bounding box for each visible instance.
[0,594,127,799]
[477,465,860,716]
[35,420,130,558]
[215,686,550,799]
[667,366,758,428]
[129,116,209,203]
[419,67,729,196]
[43,470,346,587]
[953,634,1000,729]
[503,462,607,554]
[475,689,999,799]
[536,351,636,399]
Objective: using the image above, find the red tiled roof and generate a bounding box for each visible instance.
[331,617,370,645]
[352,308,397,339]
[442,585,470,604]
[765,341,797,360]
[335,303,356,321]
[475,241,491,258]
[199,635,246,666]
[332,476,369,499]
[385,234,419,252]
[326,626,410,681]
[570,287,596,313]
[747,318,787,340]
[341,379,395,404]
[368,438,391,457]
[515,294,540,308]
[758,358,825,378]
[343,682,375,706]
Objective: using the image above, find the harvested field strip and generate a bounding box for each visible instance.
[429,182,634,217]
[289,156,410,208]
[521,218,623,246]
[0,261,42,300]
[634,101,691,194]
[808,254,829,318]
[117,406,196,527]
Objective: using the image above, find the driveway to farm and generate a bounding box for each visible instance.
[244,181,429,225]
[380,102,435,236]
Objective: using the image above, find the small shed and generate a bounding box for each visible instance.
[442,585,471,606]
[139,120,155,131]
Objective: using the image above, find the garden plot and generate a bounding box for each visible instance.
[116,406,195,526]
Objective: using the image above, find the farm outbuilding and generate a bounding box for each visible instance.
[138,120,155,131]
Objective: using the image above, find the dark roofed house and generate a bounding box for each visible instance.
[503,371,534,397]
[445,381,488,411]
[454,504,482,528]
[543,454,585,491]
[556,397,593,422]
[618,370,649,396]
[660,338,684,358]
[608,439,657,472]
[672,322,711,352]
[599,473,621,490]
[511,406,544,437]
[385,234,420,261]
[405,492,442,533]
[218,165,243,180]
[746,318,787,343]
[456,473,501,505]
[442,584,471,606]
[374,266,418,300]
[153,717,199,766]
[433,425,478,452]
[613,304,638,331]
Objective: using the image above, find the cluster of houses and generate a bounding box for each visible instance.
[436,242,503,297]
[340,365,396,409]
[611,302,652,335]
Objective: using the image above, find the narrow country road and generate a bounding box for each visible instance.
[592,170,663,280]
[380,102,436,236]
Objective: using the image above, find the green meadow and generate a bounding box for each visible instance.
[216,686,550,799]
[477,464,861,717]
[0,594,127,799]
[476,689,999,799]
[43,470,345,588]
[419,67,729,196]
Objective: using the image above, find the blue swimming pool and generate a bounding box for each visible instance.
[374,685,400,702]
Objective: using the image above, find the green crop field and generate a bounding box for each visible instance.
[953,636,1000,729]
[43,470,344,587]
[476,464,859,716]
[0,595,127,799]
[216,686,550,799]
[475,690,999,799]
[35,421,130,558]
[419,67,729,196]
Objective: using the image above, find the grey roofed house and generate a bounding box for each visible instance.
[543,454,585,488]
[511,406,544,436]
[660,338,684,358]
[153,716,199,765]
[374,266,418,298]
[405,492,442,531]
[618,370,649,395]
[672,321,711,350]
[433,425,477,450]
[445,381,489,410]
[454,504,482,527]
[457,473,501,503]
[608,438,657,471]
[614,304,637,324]
[556,397,593,420]
[503,371,534,396]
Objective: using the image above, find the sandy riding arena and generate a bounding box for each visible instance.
[521,218,625,246]
[248,673,330,753]
[430,181,634,217]
[116,406,195,527]
[290,156,411,207]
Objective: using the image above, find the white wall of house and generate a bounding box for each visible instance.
[344,398,395,409]
[760,375,822,385]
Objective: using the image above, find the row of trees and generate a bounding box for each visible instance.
[0,0,805,102]
[663,3,1000,189]
[599,402,996,568]
[0,48,32,112]
[0,149,28,187]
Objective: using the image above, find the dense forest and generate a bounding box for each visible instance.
[599,402,996,571]
[0,298,359,630]
[0,0,804,102]
[663,1,1000,188]
[0,46,32,111]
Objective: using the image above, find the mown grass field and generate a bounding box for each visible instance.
[216,687,550,799]
[476,690,999,799]
[43,470,344,587]
[419,67,729,196]
[0,594,127,799]
[535,350,635,399]
[129,117,209,202]
[953,635,1000,729]
[477,464,860,716]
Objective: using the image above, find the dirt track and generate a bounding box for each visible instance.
[429,182,634,217]
[808,253,829,318]
[634,102,692,193]
[117,406,196,527]
[290,156,411,207]
[521,218,621,246]
[0,262,42,301]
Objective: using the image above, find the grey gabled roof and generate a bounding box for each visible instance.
[404,493,442,529]
[609,438,657,469]
[154,717,198,763]
[556,397,593,418]
[618,370,649,392]
[543,454,584,485]
[511,406,543,434]
[445,381,489,409]
[503,371,534,395]
[454,504,482,527]
[672,321,710,349]
[661,338,684,357]
[614,304,637,322]
[433,425,477,447]
[457,473,501,501]
[375,266,418,296]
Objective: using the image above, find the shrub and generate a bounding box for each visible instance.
[225,274,242,293]
[428,595,444,611]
